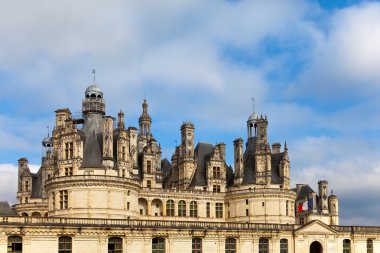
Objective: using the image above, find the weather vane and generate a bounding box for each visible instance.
[251,97,255,113]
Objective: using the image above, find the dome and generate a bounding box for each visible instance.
[85,84,103,98]
[42,137,52,147]
[247,112,258,122]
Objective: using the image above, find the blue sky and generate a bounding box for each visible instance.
[1,0,380,225]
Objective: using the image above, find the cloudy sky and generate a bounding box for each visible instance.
[1,0,380,225]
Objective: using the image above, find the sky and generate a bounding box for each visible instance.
[1,0,380,225]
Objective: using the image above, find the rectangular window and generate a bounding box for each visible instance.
[122,146,126,161]
[152,237,165,253]
[52,193,55,209]
[147,160,152,174]
[206,202,210,218]
[246,199,248,205]
[367,239,373,253]
[127,202,130,210]
[280,239,288,253]
[8,236,23,253]
[213,185,221,192]
[166,200,175,217]
[108,237,122,253]
[286,201,289,216]
[246,209,249,216]
[216,203,223,218]
[59,190,68,209]
[192,238,202,253]
[25,197,28,203]
[25,181,29,191]
[65,142,74,159]
[212,166,221,179]
[343,239,351,253]
[147,180,152,188]
[300,217,304,225]
[59,236,72,253]
[259,238,269,253]
[65,167,73,176]
[225,238,236,253]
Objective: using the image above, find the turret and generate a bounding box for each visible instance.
[255,115,268,145]
[328,192,339,225]
[117,110,125,129]
[139,99,152,137]
[318,180,329,214]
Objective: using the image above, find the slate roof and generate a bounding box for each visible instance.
[190,143,214,186]
[80,113,104,168]
[0,201,17,216]
[242,138,256,184]
[31,170,43,198]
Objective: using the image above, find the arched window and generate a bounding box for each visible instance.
[152,237,165,253]
[108,237,122,253]
[280,239,288,253]
[58,236,72,253]
[166,200,175,216]
[8,236,22,253]
[190,201,198,217]
[343,239,351,253]
[178,200,186,217]
[225,238,236,253]
[259,238,269,253]
[192,238,202,253]
[367,239,373,253]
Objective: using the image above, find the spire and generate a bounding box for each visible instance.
[284,140,288,151]
[251,97,255,115]
[139,99,152,136]
[92,69,96,84]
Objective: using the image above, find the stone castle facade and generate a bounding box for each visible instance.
[1,84,379,253]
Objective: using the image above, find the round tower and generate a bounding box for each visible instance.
[328,193,339,225]
[139,99,152,137]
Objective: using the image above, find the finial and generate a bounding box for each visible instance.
[47,126,49,138]
[251,97,255,114]
[92,69,96,84]
[284,140,288,150]
[331,189,333,194]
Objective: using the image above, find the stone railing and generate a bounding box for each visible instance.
[0,216,294,231]
[45,175,141,186]
[331,225,380,233]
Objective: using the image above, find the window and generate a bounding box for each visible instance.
[225,238,236,253]
[147,160,152,174]
[367,239,373,253]
[262,202,265,207]
[343,239,351,253]
[300,217,304,225]
[122,146,126,161]
[122,169,125,177]
[108,237,122,253]
[192,238,202,253]
[59,190,68,209]
[8,236,22,253]
[127,202,130,210]
[246,209,249,216]
[213,185,221,192]
[65,167,73,176]
[166,200,175,216]
[216,203,223,218]
[147,180,152,188]
[280,239,288,253]
[152,237,165,253]
[52,193,55,209]
[245,199,248,205]
[25,181,29,191]
[190,201,198,217]
[25,197,28,203]
[259,238,269,253]
[178,200,186,217]
[213,166,220,179]
[65,142,73,159]
[58,236,72,253]
[286,201,289,216]
[206,202,210,218]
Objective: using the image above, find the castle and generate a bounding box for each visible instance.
[0,84,379,253]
